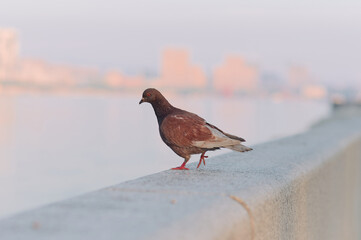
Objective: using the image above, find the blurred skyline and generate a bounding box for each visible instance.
[1,0,361,87]
[1,28,331,100]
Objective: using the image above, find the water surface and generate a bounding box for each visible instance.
[0,93,330,218]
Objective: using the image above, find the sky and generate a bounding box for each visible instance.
[1,0,361,86]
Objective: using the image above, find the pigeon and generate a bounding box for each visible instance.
[139,88,252,170]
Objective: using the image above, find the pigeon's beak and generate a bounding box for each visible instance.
[139,98,144,104]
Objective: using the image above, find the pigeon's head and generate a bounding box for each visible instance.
[139,88,162,104]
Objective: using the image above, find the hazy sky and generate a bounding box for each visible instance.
[1,0,360,86]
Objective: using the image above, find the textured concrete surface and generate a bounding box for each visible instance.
[1,108,361,240]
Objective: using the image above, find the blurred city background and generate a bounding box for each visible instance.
[0,0,360,219]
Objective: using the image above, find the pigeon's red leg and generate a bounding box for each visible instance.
[171,157,190,170]
[197,152,208,169]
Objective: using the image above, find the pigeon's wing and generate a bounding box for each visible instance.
[160,113,240,149]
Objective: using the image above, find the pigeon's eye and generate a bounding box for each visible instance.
[146,92,151,97]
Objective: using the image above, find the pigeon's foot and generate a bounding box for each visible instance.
[197,152,208,169]
[171,158,190,170]
[171,160,189,170]
[171,166,190,170]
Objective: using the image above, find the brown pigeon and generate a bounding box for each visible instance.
[139,88,252,170]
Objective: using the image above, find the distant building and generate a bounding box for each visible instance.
[157,48,206,89]
[287,65,327,99]
[105,71,124,88]
[260,72,284,94]
[301,84,327,99]
[287,65,312,90]
[356,90,361,102]
[213,56,258,94]
[13,59,99,87]
[105,70,145,89]
[0,28,100,88]
[0,28,19,80]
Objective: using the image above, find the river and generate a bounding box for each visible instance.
[0,92,330,218]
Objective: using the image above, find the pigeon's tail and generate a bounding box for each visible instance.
[226,144,253,152]
[224,132,246,142]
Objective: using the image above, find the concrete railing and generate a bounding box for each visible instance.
[1,108,361,240]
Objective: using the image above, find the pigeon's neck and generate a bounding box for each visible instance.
[151,97,174,125]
